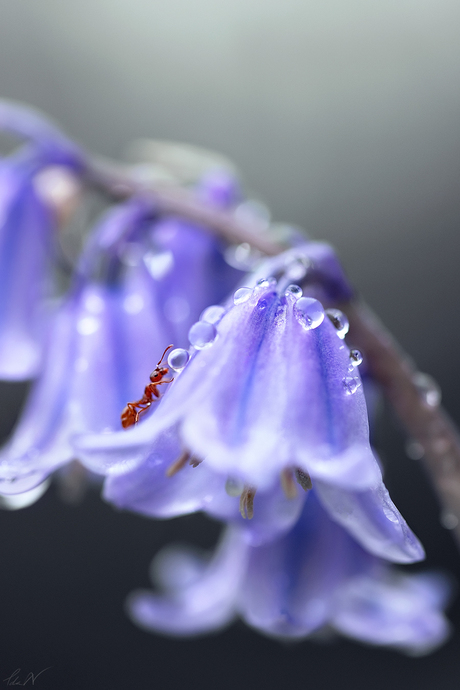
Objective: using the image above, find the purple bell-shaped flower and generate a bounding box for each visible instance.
[126,491,450,654]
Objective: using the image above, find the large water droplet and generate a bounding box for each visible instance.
[326,309,349,339]
[167,348,190,371]
[188,321,217,349]
[413,372,441,407]
[295,297,325,330]
[285,284,303,299]
[342,376,361,395]
[200,305,226,324]
[233,287,252,305]
[225,477,245,497]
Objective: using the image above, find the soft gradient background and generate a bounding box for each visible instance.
[0,1,459,688]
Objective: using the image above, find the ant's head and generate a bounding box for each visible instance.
[150,366,168,383]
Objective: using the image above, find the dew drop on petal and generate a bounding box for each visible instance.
[326,309,349,339]
[167,348,190,371]
[233,287,252,305]
[413,372,442,407]
[349,349,363,367]
[295,297,325,330]
[342,376,361,395]
[200,304,226,324]
[382,504,400,524]
[285,256,311,282]
[77,316,100,335]
[188,321,217,349]
[225,477,245,497]
[256,277,277,289]
[285,284,303,299]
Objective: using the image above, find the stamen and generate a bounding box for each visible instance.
[295,468,313,492]
[280,468,298,499]
[189,456,202,468]
[166,450,191,477]
[239,486,256,520]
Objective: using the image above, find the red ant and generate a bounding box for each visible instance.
[121,344,174,428]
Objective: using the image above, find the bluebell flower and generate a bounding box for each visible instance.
[126,491,450,654]
[0,153,57,378]
[0,102,85,379]
[0,183,242,493]
[74,272,423,561]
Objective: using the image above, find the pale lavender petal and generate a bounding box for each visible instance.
[315,480,425,563]
[332,571,451,654]
[127,529,246,636]
[0,160,55,379]
[146,283,379,490]
[238,491,368,637]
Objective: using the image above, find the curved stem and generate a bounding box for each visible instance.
[343,300,460,546]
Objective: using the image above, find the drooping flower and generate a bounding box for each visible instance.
[0,177,243,493]
[0,102,85,379]
[74,257,424,561]
[125,491,450,654]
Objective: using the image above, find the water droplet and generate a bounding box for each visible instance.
[342,376,361,395]
[349,349,363,367]
[167,348,190,371]
[224,243,261,270]
[295,297,325,330]
[77,316,100,336]
[200,305,226,324]
[285,256,311,281]
[233,287,252,305]
[123,293,144,314]
[225,477,245,497]
[383,504,400,524]
[164,296,190,324]
[188,321,217,349]
[256,277,277,289]
[405,440,424,460]
[144,250,174,280]
[413,372,441,407]
[326,309,349,339]
[285,284,303,299]
[440,511,459,530]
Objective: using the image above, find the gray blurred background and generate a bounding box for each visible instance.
[0,1,460,688]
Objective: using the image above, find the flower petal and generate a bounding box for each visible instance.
[315,480,425,563]
[126,529,246,636]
